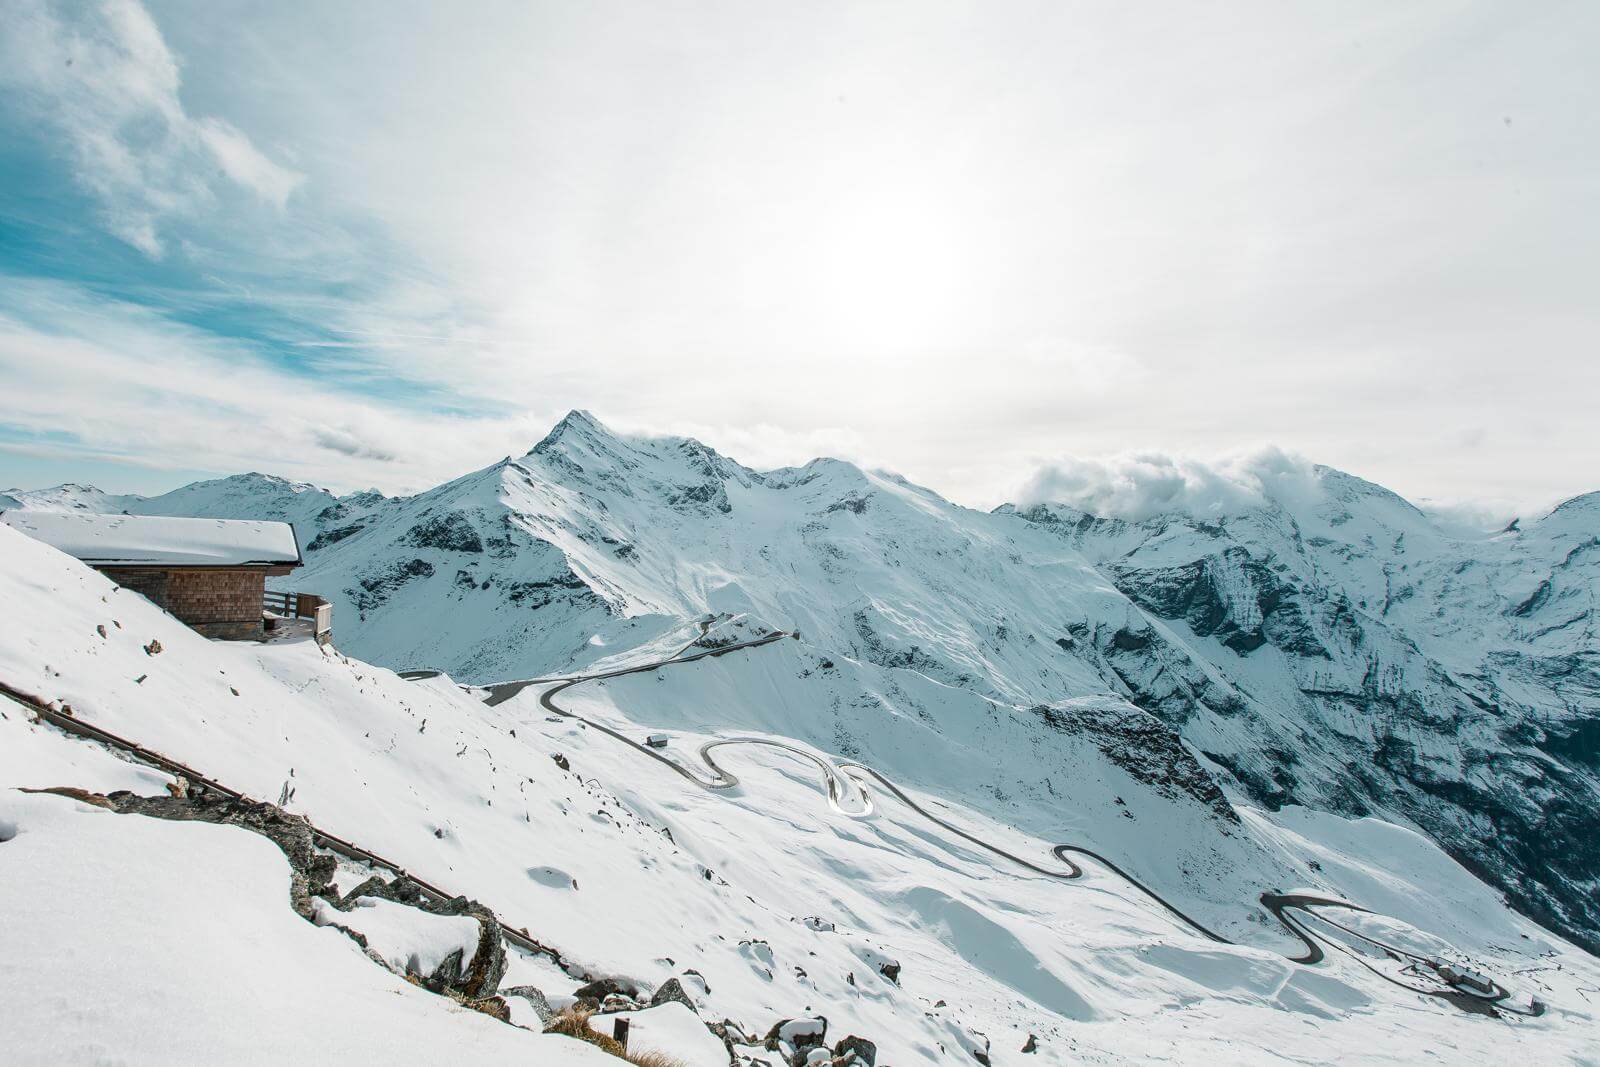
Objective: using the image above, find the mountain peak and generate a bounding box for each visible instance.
[160,471,330,498]
[1310,464,1426,518]
[2,483,129,513]
[529,409,613,455]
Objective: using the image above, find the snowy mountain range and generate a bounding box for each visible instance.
[4,410,1597,1062]
[9,412,1587,953]
[10,411,1593,957]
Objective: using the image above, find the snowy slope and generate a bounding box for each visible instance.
[0,791,615,1066]
[128,472,354,547]
[2,482,140,512]
[1008,467,1600,954]
[9,411,1597,961]
[3,524,1597,1064]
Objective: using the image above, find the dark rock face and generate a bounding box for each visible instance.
[350,558,435,614]
[1030,700,1237,822]
[1200,748,1301,813]
[1371,732,1600,955]
[1536,715,1600,768]
[669,479,732,514]
[402,511,485,553]
[649,976,696,1011]
[834,1035,877,1065]
[825,493,871,516]
[313,492,384,528]
[1110,626,1151,652]
[1110,547,1330,661]
[851,609,948,678]
[504,570,600,611]
[307,521,366,552]
[1094,621,1247,729]
[666,440,737,514]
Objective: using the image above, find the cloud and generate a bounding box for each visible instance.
[1015,447,1323,522]
[194,117,302,209]
[1,1,1596,515]
[0,276,550,493]
[311,427,397,463]
[0,0,302,256]
[1418,498,1519,534]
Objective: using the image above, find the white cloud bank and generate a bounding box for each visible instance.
[1016,447,1325,522]
[1015,450,1566,531]
[0,0,302,256]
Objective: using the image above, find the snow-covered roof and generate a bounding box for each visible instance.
[0,510,301,567]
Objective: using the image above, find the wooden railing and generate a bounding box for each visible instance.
[264,590,332,637]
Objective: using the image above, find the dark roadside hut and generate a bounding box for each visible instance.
[0,511,320,641]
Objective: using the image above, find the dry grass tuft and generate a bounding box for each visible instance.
[546,1006,628,1057]
[624,1051,692,1067]
[543,1006,692,1066]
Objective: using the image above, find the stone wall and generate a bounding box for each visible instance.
[99,567,266,640]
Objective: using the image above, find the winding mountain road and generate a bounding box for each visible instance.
[408,616,1542,1017]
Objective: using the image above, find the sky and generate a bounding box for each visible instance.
[1,0,1596,518]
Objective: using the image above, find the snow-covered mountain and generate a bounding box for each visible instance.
[1,473,349,536]
[7,411,1596,969]
[2,482,140,513]
[1006,469,1600,958]
[3,509,1596,1064]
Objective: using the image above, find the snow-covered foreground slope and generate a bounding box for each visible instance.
[3,525,1597,1064]
[0,791,615,1066]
